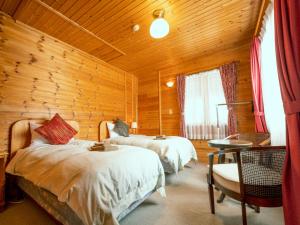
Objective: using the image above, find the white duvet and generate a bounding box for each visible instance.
[6,140,165,225]
[108,135,197,173]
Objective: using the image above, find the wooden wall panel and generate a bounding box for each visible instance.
[132,75,138,123]
[0,13,137,153]
[191,140,216,164]
[137,43,255,163]
[125,72,138,124]
[138,72,160,135]
[160,74,180,136]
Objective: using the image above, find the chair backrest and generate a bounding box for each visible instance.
[227,133,270,146]
[237,146,286,206]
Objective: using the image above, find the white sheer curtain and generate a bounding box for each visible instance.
[260,2,286,145]
[184,69,228,139]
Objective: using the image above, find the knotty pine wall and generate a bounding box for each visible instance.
[138,72,160,135]
[138,43,255,163]
[0,13,138,153]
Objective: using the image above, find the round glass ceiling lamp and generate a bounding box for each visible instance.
[150,9,169,39]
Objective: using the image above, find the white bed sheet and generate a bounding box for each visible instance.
[6,139,165,225]
[107,135,198,173]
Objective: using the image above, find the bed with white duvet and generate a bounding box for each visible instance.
[6,139,165,225]
[106,134,198,173]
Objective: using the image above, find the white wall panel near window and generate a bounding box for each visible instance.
[260,2,286,146]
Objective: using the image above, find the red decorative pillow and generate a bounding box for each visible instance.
[35,113,77,145]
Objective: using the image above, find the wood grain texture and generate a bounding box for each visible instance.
[98,121,112,141]
[0,153,7,211]
[0,0,261,75]
[138,43,255,162]
[0,13,137,153]
[138,72,160,135]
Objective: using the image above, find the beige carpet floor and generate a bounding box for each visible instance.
[0,163,284,225]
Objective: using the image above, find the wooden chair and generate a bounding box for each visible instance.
[207,146,286,225]
[222,133,270,164]
[224,133,271,146]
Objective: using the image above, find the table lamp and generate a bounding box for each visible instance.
[131,122,137,134]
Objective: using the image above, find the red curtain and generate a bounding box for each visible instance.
[220,62,238,135]
[250,37,268,133]
[274,0,300,224]
[177,75,187,137]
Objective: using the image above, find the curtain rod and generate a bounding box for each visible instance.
[254,0,270,37]
[217,101,253,106]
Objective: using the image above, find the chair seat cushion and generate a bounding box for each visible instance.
[213,163,240,193]
[212,163,282,194]
[213,163,239,182]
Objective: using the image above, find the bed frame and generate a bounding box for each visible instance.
[98,120,113,141]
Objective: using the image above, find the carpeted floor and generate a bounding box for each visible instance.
[0,163,284,225]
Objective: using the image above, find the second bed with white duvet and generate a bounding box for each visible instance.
[107,134,198,173]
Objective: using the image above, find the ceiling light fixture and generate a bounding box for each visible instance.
[150,9,169,39]
[166,81,174,88]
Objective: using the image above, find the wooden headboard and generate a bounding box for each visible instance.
[99,121,112,141]
[10,119,79,157]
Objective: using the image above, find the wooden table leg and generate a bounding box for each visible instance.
[218,151,225,163]
[217,193,226,203]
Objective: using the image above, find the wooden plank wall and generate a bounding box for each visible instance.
[138,71,160,135]
[138,43,255,163]
[0,13,138,153]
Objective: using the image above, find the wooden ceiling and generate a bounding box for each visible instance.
[0,0,261,76]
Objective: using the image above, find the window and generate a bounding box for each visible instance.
[260,3,286,145]
[184,69,228,139]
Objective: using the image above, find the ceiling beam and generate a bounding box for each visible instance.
[11,0,23,18]
[32,0,126,56]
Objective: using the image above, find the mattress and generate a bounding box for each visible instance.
[17,176,84,225]
[17,176,154,224]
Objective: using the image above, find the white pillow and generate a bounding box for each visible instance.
[30,122,49,145]
[107,122,120,138]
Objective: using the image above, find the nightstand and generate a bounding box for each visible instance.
[0,152,8,212]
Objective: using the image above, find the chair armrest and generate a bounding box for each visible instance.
[259,137,271,146]
[224,133,240,140]
[246,145,286,151]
